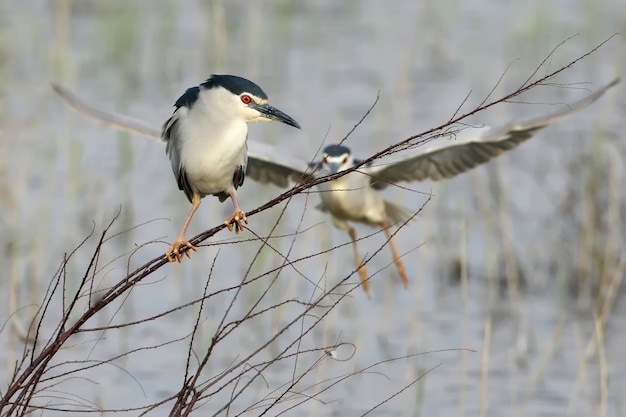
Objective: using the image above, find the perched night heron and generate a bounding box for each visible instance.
[52,77,619,292]
[158,75,300,262]
[53,75,300,262]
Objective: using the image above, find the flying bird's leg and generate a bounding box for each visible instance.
[381,220,409,288]
[166,192,201,263]
[224,190,248,233]
[348,228,370,295]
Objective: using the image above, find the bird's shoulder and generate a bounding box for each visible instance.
[174,86,201,109]
[162,86,200,143]
[307,157,371,171]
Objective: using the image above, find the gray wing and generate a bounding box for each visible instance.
[51,82,313,189]
[51,83,163,140]
[369,78,620,189]
[246,141,314,187]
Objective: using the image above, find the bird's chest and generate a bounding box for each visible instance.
[318,174,371,219]
[181,120,248,194]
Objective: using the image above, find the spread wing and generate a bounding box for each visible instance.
[246,141,313,186]
[368,78,620,189]
[51,83,163,140]
[52,83,314,188]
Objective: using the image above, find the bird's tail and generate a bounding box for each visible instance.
[384,200,415,226]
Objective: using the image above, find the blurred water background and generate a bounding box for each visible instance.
[1,0,625,416]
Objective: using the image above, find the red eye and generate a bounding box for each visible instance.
[241,94,252,104]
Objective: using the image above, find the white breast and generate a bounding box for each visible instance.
[318,170,386,224]
[178,94,248,196]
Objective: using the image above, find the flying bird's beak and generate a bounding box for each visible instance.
[327,162,341,174]
[253,103,301,129]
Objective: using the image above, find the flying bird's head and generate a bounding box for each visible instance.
[321,144,353,174]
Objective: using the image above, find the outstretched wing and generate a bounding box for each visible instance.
[51,83,163,140]
[246,141,313,186]
[368,78,619,189]
[52,83,314,188]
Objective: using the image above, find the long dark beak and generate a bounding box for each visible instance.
[328,162,341,174]
[253,103,301,129]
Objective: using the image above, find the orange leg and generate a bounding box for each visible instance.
[348,228,370,296]
[166,192,201,263]
[224,190,248,233]
[381,220,409,288]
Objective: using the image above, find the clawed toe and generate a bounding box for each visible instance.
[224,210,248,233]
[166,239,198,263]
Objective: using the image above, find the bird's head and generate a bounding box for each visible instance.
[199,74,301,129]
[321,144,353,174]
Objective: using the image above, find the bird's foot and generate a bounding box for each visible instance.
[166,238,197,263]
[224,210,248,233]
